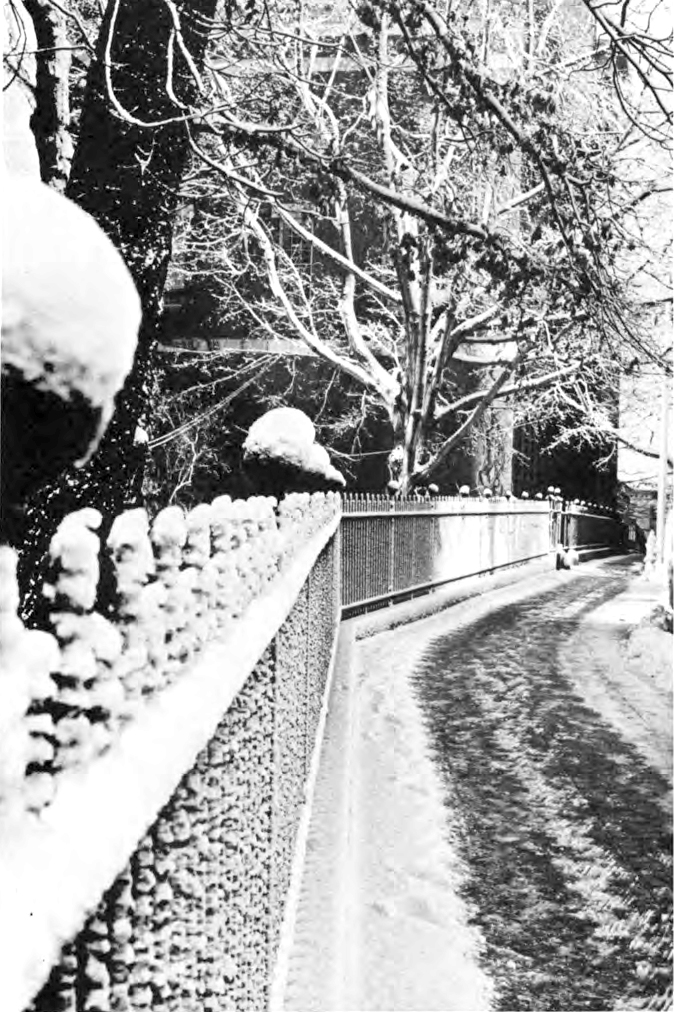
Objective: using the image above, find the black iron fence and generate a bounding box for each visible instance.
[342,495,551,615]
[342,494,623,616]
[564,505,625,551]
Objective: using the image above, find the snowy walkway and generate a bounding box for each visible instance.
[281,558,672,1012]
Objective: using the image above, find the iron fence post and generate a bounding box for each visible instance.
[388,505,395,605]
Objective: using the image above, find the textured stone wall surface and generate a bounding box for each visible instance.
[30,649,277,1012]
[0,492,338,817]
[0,492,340,1012]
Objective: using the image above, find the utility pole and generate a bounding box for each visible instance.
[655,370,671,565]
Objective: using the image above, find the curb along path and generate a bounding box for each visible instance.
[283,558,672,1012]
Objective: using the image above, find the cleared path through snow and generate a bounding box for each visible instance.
[281,558,672,1012]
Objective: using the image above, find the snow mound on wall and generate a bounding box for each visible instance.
[2,175,141,417]
[243,408,345,486]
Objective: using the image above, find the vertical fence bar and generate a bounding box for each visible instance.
[388,509,395,604]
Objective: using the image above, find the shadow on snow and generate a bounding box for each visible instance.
[413,574,672,1012]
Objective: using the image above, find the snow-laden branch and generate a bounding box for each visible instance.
[495,183,546,217]
[332,182,396,390]
[229,182,396,402]
[452,347,519,365]
[434,361,583,423]
[559,389,674,467]
[446,305,502,342]
[210,112,497,242]
[581,0,672,127]
[400,0,579,269]
[275,205,401,303]
[187,132,402,304]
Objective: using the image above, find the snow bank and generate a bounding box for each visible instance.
[283,610,495,1011]
[559,566,673,788]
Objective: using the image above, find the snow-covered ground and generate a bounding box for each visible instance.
[561,569,673,791]
[281,615,494,1011]
[282,568,568,1012]
[281,557,672,1012]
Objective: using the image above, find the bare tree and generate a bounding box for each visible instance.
[165,0,669,492]
[578,0,672,143]
[5,0,671,524]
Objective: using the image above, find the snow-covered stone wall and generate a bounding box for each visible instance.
[0,491,341,1012]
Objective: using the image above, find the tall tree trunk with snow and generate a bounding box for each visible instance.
[17,0,218,616]
[22,0,73,190]
[65,0,218,498]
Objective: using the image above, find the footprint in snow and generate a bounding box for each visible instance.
[401,893,446,927]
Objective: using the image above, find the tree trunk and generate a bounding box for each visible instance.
[66,0,218,485]
[394,402,425,496]
[16,0,218,617]
[398,444,416,496]
[22,0,73,190]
